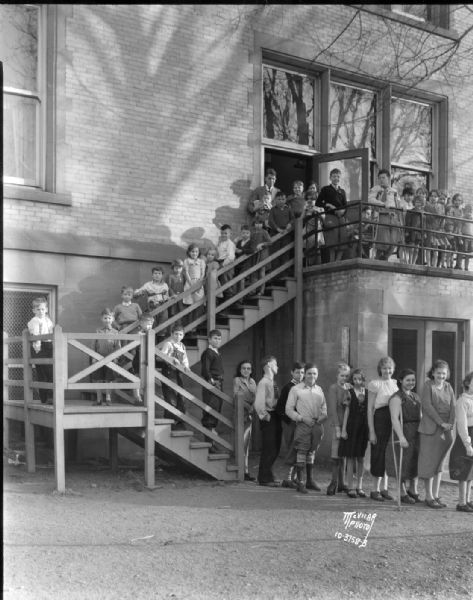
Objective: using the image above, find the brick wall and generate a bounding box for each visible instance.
[4,4,473,248]
[304,266,473,389]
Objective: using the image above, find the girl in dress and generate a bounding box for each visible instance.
[367,356,398,501]
[233,360,257,481]
[182,243,206,306]
[385,369,422,504]
[340,368,369,498]
[204,247,223,299]
[418,359,455,509]
[449,371,473,512]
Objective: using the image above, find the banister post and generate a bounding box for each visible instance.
[144,328,156,488]
[207,268,217,332]
[22,328,36,473]
[293,218,303,362]
[234,393,245,482]
[53,325,66,492]
[3,332,10,451]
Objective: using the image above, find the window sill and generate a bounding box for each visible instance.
[3,184,72,206]
[351,5,459,41]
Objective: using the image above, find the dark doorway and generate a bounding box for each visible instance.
[264,148,312,196]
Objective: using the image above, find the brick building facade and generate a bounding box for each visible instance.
[3,5,473,454]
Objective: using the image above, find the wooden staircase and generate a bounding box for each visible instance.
[114,226,303,481]
[119,419,240,481]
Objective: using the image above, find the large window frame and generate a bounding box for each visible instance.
[2,4,71,206]
[254,38,448,193]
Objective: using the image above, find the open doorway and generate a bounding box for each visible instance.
[264,148,312,196]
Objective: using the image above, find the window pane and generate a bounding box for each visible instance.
[391,98,432,169]
[3,93,38,184]
[263,66,314,146]
[391,168,428,193]
[0,4,39,92]
[391,5,428,21]
[330,83,376,158]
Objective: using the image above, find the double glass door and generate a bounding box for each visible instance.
[388,317,464,393]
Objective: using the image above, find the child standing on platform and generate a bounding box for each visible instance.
[286,180,306,219]
[27,297,54,404]
[92,308,120,406]
[340,368,369,498]
[268,192,294,237]
[113,285,142,330]
[134,266,170,330]
[201,329,224,453]
[326,361,351,495]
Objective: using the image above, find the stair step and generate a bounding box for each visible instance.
[266,285,287,292]
[154,418,175,425]
[170,430,194,438]
[190,441,212,449]
[226,464,239,471]
[208,453,230,460]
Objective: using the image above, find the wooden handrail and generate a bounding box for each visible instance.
[154,348,233,406]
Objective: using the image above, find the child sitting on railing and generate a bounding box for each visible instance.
[92,308,120,406]
[27,296,54,405]
[134,266,170,331]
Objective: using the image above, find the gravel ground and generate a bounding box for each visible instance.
[3,449,473,600]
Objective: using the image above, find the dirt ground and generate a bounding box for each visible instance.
[3,446,473,600]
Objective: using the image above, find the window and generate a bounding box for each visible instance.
[259,49,446,193]
[1,5,70,205]
[390,5,449,29]
[329,83,376,158]
[1,5,41,186]
[263,64,317,148]
[390,97,432,190]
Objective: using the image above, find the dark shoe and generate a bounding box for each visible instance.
[337,483,349,493]
[297,482,308,494]
[456,504,473,513]
[425,499,442,509]
[401,494,416,505]
[306,480,321,491]
[381,490,394,500]
[244,473,255,482]
[407,490,421,503]
[208,445,219,454]
[259,481,280,487]
[434,497,447,508]
[347,489,357,498]
[370,491,385,502]
[356,489,367,498]
[281,479,298,489]
[326,481,337,496]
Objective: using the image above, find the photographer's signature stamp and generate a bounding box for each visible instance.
[334,511,377,548]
